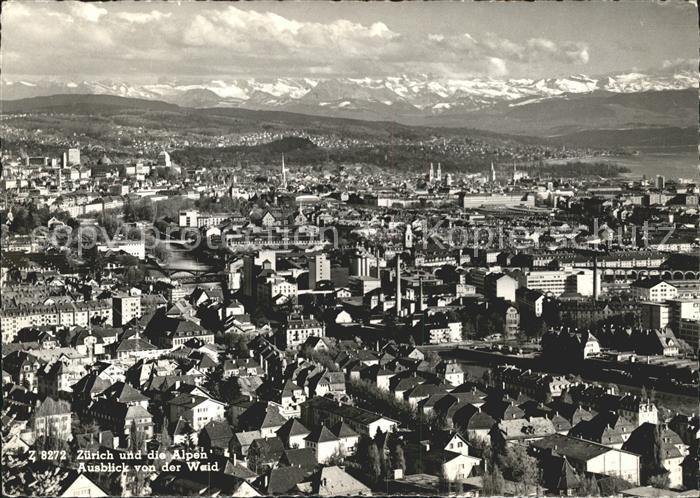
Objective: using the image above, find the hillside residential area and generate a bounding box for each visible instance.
[1,2,699,498]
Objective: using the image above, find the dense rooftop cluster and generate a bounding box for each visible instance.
[0,137,698,497]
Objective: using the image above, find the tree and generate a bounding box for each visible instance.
[203,366,242,404]
[125,464,146,496]
[439,468,452,494]
[346,378,428,428]
[524,317,548,339]
[482,369,493,387]
[487,314,505,335]
[124,266,145,287]
[424,350,441,368]
[326,448,346,466]
[153,241,171,263]
[578,475,601,496]
[497,443,538,494]
[129,420,145,451]
[299,347,337,371]
[83,245,106,279]
[468,436,494,470]
[223,334,251,357]
[127,227,143,241]
[367,442,382,482]
[476,314,490,338]
[97,212,122,239]
[645,424,670,486]
[159,416,172,449]
[648,473,670,490]
[429,411,449,432]
[392,443,406,474]
[75,416,99,436]
[481,464,505,496]
[246,440,271,473]
[462,319,476,340]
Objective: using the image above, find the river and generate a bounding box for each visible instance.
[144,240,217,278]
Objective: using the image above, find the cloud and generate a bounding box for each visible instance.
[661,58,697,72]
[1,2,591,80]
[115,10,172,24]
[70,3,108,23]
[180,6,399,58]
[488,57,509,77]
[480,35,589,65]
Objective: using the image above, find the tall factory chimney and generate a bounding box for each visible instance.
[593,255,599,302]
[396,254,402,316]
[417,277,424,312]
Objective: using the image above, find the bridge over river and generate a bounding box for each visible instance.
[143,240,224,282]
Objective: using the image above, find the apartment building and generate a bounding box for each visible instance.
[630,279,678,302]
[168,394,226,432]
[515,268,599,297]
[532,434,640,485]
[112,294,142,327]
[284,315,325,350]
[0,300,113,343]
[308,253,331,289]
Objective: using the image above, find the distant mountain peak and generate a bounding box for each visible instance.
[2,70,696,123]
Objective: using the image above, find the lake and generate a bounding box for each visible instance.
[548,146,699,181]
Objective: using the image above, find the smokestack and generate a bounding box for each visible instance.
[593,255,598,302]
[396,254,401,317]
[417,277,424,312]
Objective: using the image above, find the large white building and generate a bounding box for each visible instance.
[157,150,172,167]
[284,315,325,350]
[515,269,600,297]
[0,300,113,343]
[308,253,331,289]
[678,319,700,349]
[350,252,377,277]
[257,275,297,309]
[168,394,226,432]
[67,147,81,166]
[485,273,518,302]
[642,298,700,333]
[179,209,199,228]
[98,239,146,260]
[630,279,678,302]
[113,294,142,327]
[532,434,640,485]
[641,301,672,329]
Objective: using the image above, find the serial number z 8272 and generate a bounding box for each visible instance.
[28,450,68,462]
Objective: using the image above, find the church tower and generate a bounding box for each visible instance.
[404,223,413,250]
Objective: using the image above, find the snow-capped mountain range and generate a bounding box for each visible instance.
[2,71,697,118]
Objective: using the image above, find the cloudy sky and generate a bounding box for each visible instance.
[1,0,697,82]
